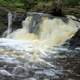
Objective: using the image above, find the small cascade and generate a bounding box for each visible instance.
[3,12,12,37]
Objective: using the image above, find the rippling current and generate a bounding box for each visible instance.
[0,38,80,80]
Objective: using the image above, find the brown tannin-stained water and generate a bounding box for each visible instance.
[0,12,80,80]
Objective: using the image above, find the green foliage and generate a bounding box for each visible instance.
[64,0,80,6]
[0,0,80,11]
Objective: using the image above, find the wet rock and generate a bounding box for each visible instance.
[69,29,80,49]
[12,12,26,31]
[0,69,12,76]
[12,66,29,78]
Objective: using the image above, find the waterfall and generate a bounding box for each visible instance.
[0,12,80,80]
[6,13,78,49]
[3,12,12,37]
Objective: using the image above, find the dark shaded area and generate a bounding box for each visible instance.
[12,12,26,31]
[0,9,8,36]
[55,57,80,80]
[49,0,64,17]
[50,7,64,17]
[69,29,80,49]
